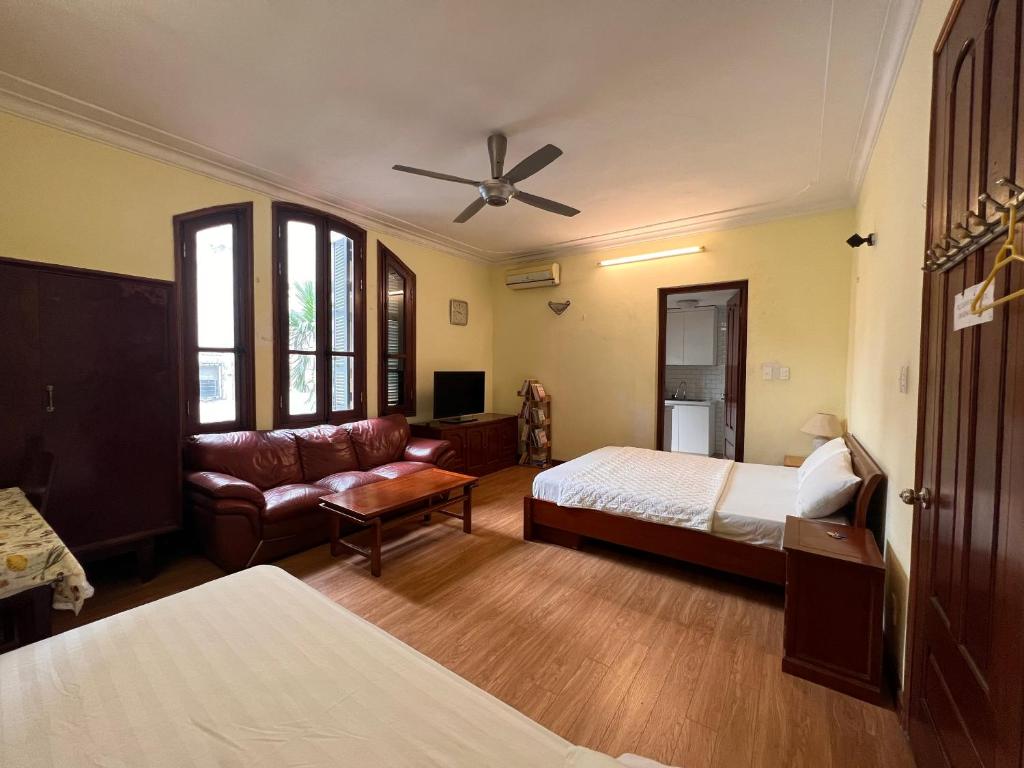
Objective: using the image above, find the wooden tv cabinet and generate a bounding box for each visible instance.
[410,414,517,476]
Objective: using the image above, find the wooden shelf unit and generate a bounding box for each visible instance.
[517,379,552,468]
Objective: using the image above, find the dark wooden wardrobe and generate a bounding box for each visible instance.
[906,1,1024,766]
[0,258,180,574]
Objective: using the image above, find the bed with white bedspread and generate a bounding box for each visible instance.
[0,566,667,768]
[533,446,848,549]
[524,436,884,584]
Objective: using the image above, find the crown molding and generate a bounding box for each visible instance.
[0,62,898,265]
[0,74,493,264]
[499,195,854,265]
[845,0,921,197]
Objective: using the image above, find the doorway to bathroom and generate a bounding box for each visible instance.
[655,280,748,460]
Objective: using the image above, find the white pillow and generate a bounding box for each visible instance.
[798,436,848,484]
[796,450,861,519]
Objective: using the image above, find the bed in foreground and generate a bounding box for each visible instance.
[524,434,884,584]
[0,566,664,768]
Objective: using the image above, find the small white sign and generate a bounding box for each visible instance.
[954,281,994,331]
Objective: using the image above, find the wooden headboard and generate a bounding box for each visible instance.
[843,433,886,546]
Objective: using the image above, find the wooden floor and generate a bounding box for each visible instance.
[55,466,916,768]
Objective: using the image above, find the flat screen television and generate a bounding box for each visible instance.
[433,371,485,422]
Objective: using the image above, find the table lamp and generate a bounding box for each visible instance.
[801,412,842,450]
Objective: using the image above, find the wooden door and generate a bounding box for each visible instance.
[498,419,517,467]
[465,425,486,475]
[723,291,746,461]
[907,2,1024,766]
[0,265,43,487]
[483,423,500,468]
[36,269,181,551]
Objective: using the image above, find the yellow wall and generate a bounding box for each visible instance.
[0,111,494,427]
[2,5,951,692]
[847,0,949,689]
[491,209,855,465]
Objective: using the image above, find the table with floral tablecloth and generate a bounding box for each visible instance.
[0,486,94,613]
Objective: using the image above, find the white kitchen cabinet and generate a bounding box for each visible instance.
[665,307,716,366]
[666,400,712,455]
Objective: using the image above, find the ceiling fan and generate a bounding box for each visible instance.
[392,134,581,223]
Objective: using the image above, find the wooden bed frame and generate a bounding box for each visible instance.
[522,434,886,585]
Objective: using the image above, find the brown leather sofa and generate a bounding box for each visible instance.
[184,415,456,572]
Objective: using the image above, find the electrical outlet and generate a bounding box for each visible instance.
[761,363,774,381]
[779,366,790,381]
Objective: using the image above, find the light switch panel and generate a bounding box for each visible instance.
[898,365,910,394]
[779,366,791,381]
[761,363,774,381]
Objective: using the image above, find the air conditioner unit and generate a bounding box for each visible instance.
[504,262,560,290]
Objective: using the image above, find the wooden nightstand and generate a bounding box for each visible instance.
[782,516,885,705]
[783,454,806,468]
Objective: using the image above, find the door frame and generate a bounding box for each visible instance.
[655,279,748,459]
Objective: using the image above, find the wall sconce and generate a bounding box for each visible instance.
[846,233,876,248]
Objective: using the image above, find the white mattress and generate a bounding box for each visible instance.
[0,566,646,768]
[534,455,848,550]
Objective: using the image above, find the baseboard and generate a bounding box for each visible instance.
[883,639,906,721]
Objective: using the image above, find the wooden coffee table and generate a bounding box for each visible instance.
[319,468,478,577]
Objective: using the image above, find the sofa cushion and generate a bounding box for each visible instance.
[369,461,433,480]
[316,471,385,494]
[185,430,302,490]
[262,507,331,542]
[262,483,329,525]
[349,415,411,469]
[293,425,360,481]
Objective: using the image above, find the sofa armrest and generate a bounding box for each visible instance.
[185,471,265,508]
[404,437,456,468]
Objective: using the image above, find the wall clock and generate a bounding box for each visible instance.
[450,299,468,326]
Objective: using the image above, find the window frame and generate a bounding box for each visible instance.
[377,243,417,417]
[272,201,367,428]
[174,202,255,435]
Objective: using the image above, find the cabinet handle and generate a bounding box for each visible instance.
[45,384,55,413]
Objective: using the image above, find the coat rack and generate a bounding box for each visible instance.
[923,177,1024,277]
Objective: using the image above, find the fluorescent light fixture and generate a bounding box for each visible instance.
[597,246,705,267]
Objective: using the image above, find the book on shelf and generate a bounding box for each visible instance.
[517,379,532,397]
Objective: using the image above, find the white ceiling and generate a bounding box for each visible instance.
[0,0,919,263]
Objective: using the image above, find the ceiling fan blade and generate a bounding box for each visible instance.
[487,134,507,179]
[514,191,580,217]
[392,165,479,185]
[503,144,563,183]
[454,197,486,223]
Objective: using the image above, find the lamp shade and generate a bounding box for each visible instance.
[800,412,842,439]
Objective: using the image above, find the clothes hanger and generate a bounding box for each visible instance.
[970,202,1024,315]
